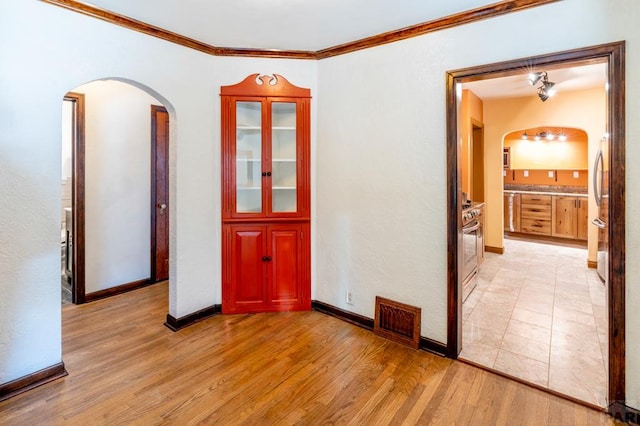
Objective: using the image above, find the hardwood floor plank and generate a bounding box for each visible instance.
[0,282,620,425]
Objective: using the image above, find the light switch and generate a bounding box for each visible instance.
[503,170,507,176]
[548,170,554,178]
[523,170,529,177]
[573,171,579,178]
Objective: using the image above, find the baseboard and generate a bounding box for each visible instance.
[164,304,221,331]
[587,260,598,269]
[0,362,67,402]
[84,278,153,303]
[311,300,447,356]
[311,300,373,330]
[609,401,640,425]
[484,245,504,254]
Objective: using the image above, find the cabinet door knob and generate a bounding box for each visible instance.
[262,172,267,177]
[266,171,272,177]
[262,256,272,261]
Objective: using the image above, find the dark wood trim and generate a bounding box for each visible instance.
[150,105,169,283]
[316,0,561,59]
[458,358,605,412]
[215,47,316,60]
[164,305,222,332]
[311,300,374,330]
[0,362,67,402]
[419,337,448,357]
[484,245,504,254]
[42,0,558,60]
[606,41,626,413]
[40,0,315,59]
[41,0,218,56]
[311,301,448,356]
[446,69,462,359]
[446,41,626,410]
[84,278,154,303]
[63,92,85,304]
[608,402,640,425]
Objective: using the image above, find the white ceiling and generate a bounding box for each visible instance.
[463,63,608,100]
[83,0,499,51]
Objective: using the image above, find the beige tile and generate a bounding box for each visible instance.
[493,349,549,387]
[459,341,499,368]
[466,308,511,335]
[515,298,554,316]
[549,347,607,407]
[553,297,594,315]
[511,308,552,329]
[500,332,550,363]
[463,321,504,348]
[552,307,596,327]
[506,318,551,345]
[518,288,555,304]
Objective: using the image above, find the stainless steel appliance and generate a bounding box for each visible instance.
[462,205,482,301]
[592,137,609,284]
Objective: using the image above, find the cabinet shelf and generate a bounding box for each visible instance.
[272,126,296,130]
[273,186,296,190]
[237,125,261,130]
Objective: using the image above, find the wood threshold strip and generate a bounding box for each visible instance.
[311,301,447,357]
[0,363,67,402]
[40,0,559,60]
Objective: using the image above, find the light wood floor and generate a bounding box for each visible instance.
[0,282,621,425]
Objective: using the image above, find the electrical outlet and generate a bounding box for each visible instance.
[346,290,353,304]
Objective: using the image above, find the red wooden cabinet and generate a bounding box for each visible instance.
[221,74,311,314]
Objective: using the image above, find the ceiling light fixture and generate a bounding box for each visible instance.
[529,71,557,102]
[558,133,567,141]
[521,131,528,140]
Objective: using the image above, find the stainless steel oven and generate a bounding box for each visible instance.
[462,207,481,301]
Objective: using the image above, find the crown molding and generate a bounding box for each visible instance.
[317,0,561,59]
[41,0,560,60]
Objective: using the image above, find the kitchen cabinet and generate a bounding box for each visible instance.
[221,74,311,314]
[552,196,588,240]
[520,193,552,235]
[503,192,521,232]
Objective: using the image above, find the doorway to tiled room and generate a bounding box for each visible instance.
[446,42,626,413]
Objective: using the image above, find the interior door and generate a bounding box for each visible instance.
[151,105,170,282]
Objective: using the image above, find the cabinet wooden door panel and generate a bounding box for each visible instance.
[269,227,301,304]
[552,196,577,238]
[228,226,267,312]
[577,198,589,240]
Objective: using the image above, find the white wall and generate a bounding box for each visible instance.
[316,0,640,409]
[1,0,639,411]
[75,80,159,292]
[0,0,317,385]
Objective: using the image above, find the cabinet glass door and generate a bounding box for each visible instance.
[271,102,297,213]
[236,101,262,213]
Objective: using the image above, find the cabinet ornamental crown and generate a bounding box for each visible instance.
[220,73,311,98]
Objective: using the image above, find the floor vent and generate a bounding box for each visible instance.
[374,296,421,349]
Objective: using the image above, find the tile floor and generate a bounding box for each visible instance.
[460,237,608,407]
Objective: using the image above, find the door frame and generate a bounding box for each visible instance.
[64,92,86,304]
[150,105,170,283]
[445,42,625,410]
